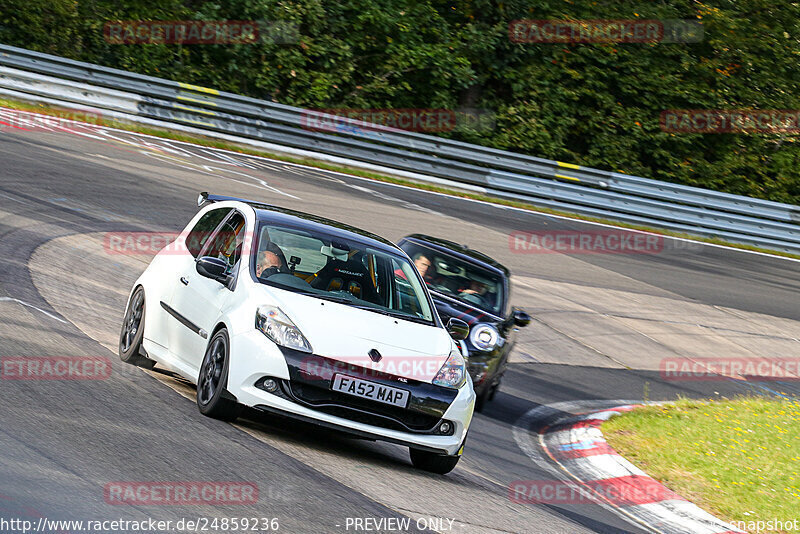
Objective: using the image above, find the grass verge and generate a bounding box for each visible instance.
[603,397,800,532]
[2,97,799,261]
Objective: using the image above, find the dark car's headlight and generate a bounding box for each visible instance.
[470,324,499,351]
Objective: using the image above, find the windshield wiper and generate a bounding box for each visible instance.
[349,305,430,324]
[295,292,431,324]
[314,294,356,305]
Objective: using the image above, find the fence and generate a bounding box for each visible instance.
[1,44,798,253]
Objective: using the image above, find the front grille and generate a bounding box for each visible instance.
[281,380,442,433]
[274,347,459,434]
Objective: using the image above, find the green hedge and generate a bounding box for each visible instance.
[1,0,798,204]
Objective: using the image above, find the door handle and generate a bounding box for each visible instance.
[180,277,189,286]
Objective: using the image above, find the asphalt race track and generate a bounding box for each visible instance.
[1,111,798,533]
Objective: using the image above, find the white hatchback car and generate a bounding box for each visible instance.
[119,193,475,473]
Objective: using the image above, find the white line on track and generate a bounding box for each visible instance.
[0,297,67,323]
[0,192,27,204]
[4,105,797,263]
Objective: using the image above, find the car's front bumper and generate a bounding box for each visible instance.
[228,330,474,456]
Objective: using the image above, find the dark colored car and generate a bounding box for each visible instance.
[397,235,531,411]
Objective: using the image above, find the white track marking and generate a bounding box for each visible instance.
[4,105,797,263]
[0,297,67,323]
[0,192,27,204]
[536,405,745,534]
[512,399,652,533]
[139,151,299,199]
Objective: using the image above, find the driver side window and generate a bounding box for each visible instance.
[186,208,231,258]
[201,212,247,274]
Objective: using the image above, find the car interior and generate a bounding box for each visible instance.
[253,225,429,320]
[403,245,503,314]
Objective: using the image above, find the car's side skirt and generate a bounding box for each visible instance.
[160,301,209,339]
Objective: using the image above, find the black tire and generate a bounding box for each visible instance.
[197,328,242,422]
[409,448,460,475]
[488,381,500,401]
[119,286,155,369]
[474,383,492,413]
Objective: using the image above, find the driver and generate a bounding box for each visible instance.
[256,250,286,279]
[459,279,491,308]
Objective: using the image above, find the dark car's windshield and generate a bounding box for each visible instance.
[253,223,434,323]
[399,241,505,316]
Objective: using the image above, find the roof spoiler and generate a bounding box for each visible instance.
[197,192,265,207]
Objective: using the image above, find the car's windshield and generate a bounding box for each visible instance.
[399,241,505,316]
[253,223,434,324]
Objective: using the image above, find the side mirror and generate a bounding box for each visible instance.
[513,309,531,327]
[446,318,470,341]
[196,256,228,283]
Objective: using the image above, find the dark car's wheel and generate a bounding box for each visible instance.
[409,448,460,474]
[197,328,242,422]
[119,286,155,369]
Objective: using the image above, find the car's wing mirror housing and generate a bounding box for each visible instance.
[446,318,470,341]
[513,308,531,327]
[196,256,229,284]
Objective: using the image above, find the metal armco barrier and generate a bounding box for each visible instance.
[1,44,799,253]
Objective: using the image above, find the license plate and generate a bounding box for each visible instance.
[331,374,410,408]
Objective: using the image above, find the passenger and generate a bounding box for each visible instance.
[396,253,433,282]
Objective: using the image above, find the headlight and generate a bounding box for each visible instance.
[255,305,312,353]
[470,324,499,352]
[433,349,467,389]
